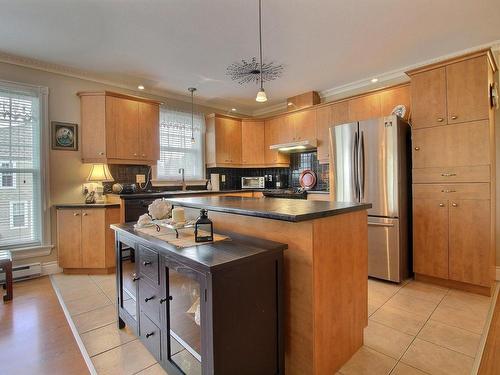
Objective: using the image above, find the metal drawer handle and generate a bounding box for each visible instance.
[439,203,445,207]
[368,222,395,228]
[144,296,155,302]
[452,202,458,207]
[73,212,80,216]
[132,274,140,282]
[451,115,458,120]
[145,332,154,338]
[441,189,456,193]
[142,261,152,266]
[159,296,173,304]
[441,173,457,177]
[82,212,88,216]
[437,117,444,122]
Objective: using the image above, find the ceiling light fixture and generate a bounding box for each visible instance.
[188,87,197,144]
[231,108,237,112]
[371,78,379,83]
[138,85,145,90]
[256,0,267,102]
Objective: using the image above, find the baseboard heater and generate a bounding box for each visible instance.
[0,262,41,283]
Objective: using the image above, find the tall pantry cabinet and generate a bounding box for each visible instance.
[407,49,498,295]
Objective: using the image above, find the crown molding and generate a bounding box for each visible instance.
[0,51,253,116]
[252,101,288,117]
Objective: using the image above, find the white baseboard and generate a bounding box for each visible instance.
[41,261,62,276]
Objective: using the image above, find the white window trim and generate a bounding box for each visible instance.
[10,200,29,229]
[0,79,51,252]
[0,160,17,189]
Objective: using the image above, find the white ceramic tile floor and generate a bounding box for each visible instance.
[52,273,496,375]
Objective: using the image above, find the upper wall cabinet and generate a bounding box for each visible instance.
[241,120,265,166]
[205,114,242,167]
[348,93,381,122]
[316,102,349,163]
[282,109,317,143]
[407,52,494,129]
[264,117,290,166]
[78,91,160,165]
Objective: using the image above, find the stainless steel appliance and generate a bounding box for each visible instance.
[241,176,265,189]
[329,115,411,282]
[263,188,307,199]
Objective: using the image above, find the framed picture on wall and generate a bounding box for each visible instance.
[51,121,78,151]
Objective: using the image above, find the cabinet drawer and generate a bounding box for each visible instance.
[412,166,490,183]
[139,278,162,327]
[139,311,161,362]
[413,183,490,200]
[138,245,159,285]
[412,120,490,168]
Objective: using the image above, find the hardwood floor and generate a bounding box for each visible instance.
[0,276,89,375]
[479,290,500,374]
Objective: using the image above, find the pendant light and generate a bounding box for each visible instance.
[188,87,197,143]
[255,0,267,102]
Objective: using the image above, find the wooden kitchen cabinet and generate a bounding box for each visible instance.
[412,120,490,169]
[316,102,349,163]
[380,85,411,117]
[264,116,289,166]
[205,114,242,166]
[348,93,381,122]
[284,108,317,141]
[407,51,494,129]
[79,91,160,165]
[57,206,120,273]
[413,198,449,280]
[241,120,265,165]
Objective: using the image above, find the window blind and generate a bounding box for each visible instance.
[156,106,205,180]
[0,86,42,248]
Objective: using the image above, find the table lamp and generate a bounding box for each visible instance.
[87,164,114,204]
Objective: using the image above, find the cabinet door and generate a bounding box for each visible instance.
[215,118,241,164]
[264,117,289,165]
[412,120,490,168]
[293,109,316,141]
[81,95,107,161]
[139,102,160,161]
[281,114,295,143]
[57,210,82,268]
[380,85,411,117]
[316,106,332,162]
[413,198,449,279]
[446,56,489,125]
[348,93,381,122]
[109,96,140,160]
[410,68,447,129]
[81,209,105,268]
[241,120,265,165]
[449,199,492,287]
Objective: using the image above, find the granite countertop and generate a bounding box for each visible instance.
[167,196,371,222]
[54,203,120,209]
[111,223,287,271]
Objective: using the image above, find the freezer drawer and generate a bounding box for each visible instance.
[368,217,402,282]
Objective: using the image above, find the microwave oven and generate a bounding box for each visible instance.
[241,176,265,189]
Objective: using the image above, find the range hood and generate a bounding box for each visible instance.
[269,139,318,153]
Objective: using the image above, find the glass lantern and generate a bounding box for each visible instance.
[194,209,214,243]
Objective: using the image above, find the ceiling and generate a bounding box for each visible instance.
[1,0,500,114]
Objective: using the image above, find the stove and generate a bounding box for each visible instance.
[262,188,307,199]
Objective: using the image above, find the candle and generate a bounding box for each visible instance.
[172,207,186,223]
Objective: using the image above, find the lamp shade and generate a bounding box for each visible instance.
[256,88,267,102]
[87,164,114,182]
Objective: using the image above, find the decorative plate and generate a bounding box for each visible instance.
[391,105,407,119]
[299,170,317,190]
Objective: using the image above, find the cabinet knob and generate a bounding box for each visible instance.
[145,332,155,338]
[144,296,155,302]
[142,154,146,157]
[414,147,420,151]
[99,152,104,156]
[439,203,445,207]
[452,202,458,207]
[160,296,173,304]
[82,212,88,216]
[441,189,456,193]
[73,212,79,216]
[133,153,138,156]
[142,261,152,266]
[437,117,444,122]
[451,115,458,120]
[132,274,140,282]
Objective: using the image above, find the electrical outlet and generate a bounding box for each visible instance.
[221,175,226,182]
[136,174,146,184]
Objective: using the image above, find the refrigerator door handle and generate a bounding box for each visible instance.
[358,131,365,201]
[353,131,360,201]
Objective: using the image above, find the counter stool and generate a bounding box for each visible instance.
[0,250,13,301]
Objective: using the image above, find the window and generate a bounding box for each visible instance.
[10,201,28,229]
[0,161,16,189]
[155,106,205,181]
[0,82,47,249]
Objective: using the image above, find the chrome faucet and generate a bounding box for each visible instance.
[178,168,187,191]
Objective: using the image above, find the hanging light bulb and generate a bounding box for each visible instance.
[188,87,197,143]
[255,0,268,103]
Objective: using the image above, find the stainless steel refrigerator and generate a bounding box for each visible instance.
[329,115,411,282]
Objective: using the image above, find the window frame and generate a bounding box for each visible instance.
[0,160,17,189]
[9,200,29,229]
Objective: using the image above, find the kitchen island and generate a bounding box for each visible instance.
[168,196,372,375]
